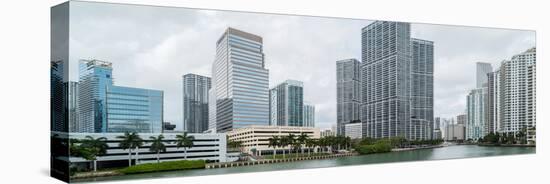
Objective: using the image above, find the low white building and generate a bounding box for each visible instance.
[52,132,227,169]
[226,125,320,155]
[344,123,362,139]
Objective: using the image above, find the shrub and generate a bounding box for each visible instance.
[118,160,205,174]
[357,142,392,155]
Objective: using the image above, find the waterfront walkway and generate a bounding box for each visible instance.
[206,153,357,169]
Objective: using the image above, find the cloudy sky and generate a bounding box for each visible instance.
[68,1,535,130]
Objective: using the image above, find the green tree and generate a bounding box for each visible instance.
[286,134,296,157]
[297,133,309,155]
[267,136,279,158]
[305,138,316,156]
[79,136,108,171]
[149,135,167,163]
[117,132,143,166]
[176,132,195,159]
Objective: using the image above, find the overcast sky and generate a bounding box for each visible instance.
[68,1,535,130]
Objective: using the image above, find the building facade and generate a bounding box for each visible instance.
[476,62,493,88]
[226,125,320,155]
[344,123,363,139]
[499,48,536,133]
[410,38,434,140]
[105,86,163,133]
[67,81,80,132]
[182,74,211,133]
[270,80,304,127]
[336,58,362,136]
[78,59,114,133]
[467,88,487,140]
[62,132,227,169]
[212,27,270,133]
[444,123,466,141]
[51,60,67,132]
[303,102,315,127]
[361,21,412,139]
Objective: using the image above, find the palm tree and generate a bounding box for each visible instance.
[267,136,280,158]
[176,132,195,159]
[117,132,143,167]
[287,134,296,157]
[279,135,290,159]
[79,136,108,171]
[305,139,315,157]
[149,135,167,163]
[297,133,309,155]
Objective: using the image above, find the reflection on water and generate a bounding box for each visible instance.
[75,145,535,183]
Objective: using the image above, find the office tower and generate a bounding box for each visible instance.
[486,70,500,133]
[78,59,114,133]
[466,62,492,140]
[456,114,467,125]
[467,88,487,140]
[499,48,536,133]
[67,81,80,132]
[208,88,217,132]
[212,27,270,132]
[336,58,362,136]
[361,21,412,139]
[105,86,163,133]
[303,102,315,127]
[182,74,211,133]
[410,39,434,140]
[476,62,493,88]
[434,117,441,129]
[270,80,304,126]
[51,60,67,132]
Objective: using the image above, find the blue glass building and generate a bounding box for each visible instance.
[78,59,164,133]
[78,59,113,133]
[106,86,163,133]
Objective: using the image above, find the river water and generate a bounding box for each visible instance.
[75,145,535,183]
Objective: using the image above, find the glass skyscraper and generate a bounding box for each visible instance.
[182,74,211,133]
[51,60,67,132]
[336,58,362,136]
[78,59,113,133]
[106,86,163,133]
[270,80,304,127]
[466,62,492,140]
[212,27,270,132]
[303,102,315,127]
[361,21,412,139]
[410,39,434,140]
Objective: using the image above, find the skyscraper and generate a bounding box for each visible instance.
[303,102,315,127]
[467,88,487,140]
[78,59,113,133]
[361,21,412,139]
[212,27,270,133]
[336,58,362,136]
[67,81,80,132]
[410,38,434,140]
[486,70,501,134]
[51,60,67,132]
[270,80,304,127]
[208,88,217,132]
[499,48,536,133]
[466,62,492,140]
[476,62,493,88]
[182,74,211,133]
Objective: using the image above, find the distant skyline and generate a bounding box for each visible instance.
[67,1,535,130]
